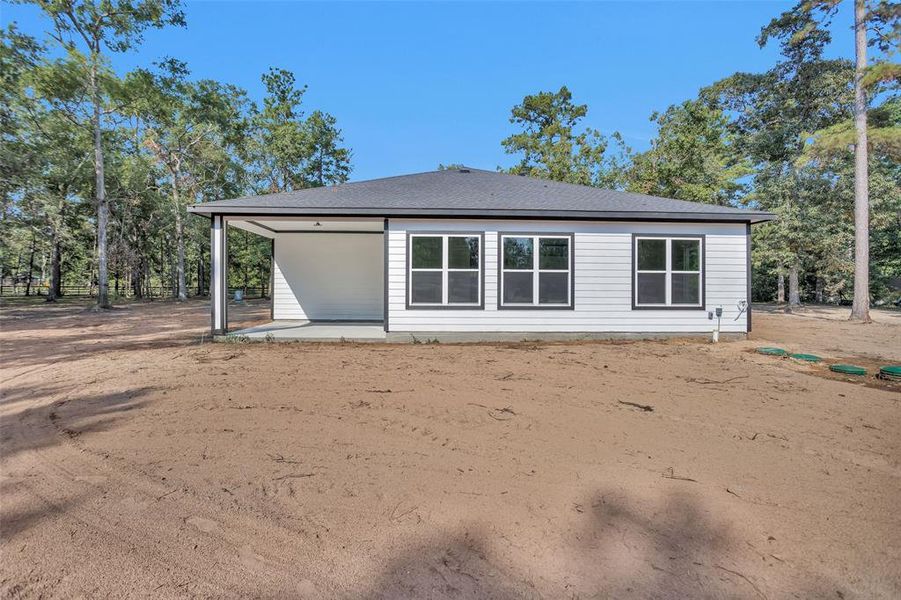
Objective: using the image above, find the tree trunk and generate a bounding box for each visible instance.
[13,249,24,295]
[171,248,178,299]
[47,236,62,301]
[159,236,166,298]
[260,263,265,298]
[788,263,801,307]
[815,276,824,304]
[91,59,111,309]
[132,257,143,299]
[777,272,785,304]
[25,233,36,296]
[243,232,249,293]
[172,181,187,301]
[849,0,870,322]
[197,243,204,296]
[39,251,47,295]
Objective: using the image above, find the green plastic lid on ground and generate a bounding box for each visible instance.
[830,364,866,376]
[878,365,901,380]
[757,347,787,356]
[790,353,822,362]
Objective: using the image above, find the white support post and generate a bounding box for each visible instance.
[211,215,227,335]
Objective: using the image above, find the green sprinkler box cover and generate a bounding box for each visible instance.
[830,364,866,376]
[790,353,822,363]
[757,347,787,356]
[878,366,901,381]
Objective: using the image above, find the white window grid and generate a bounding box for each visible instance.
[500,235,571,307]
[634,236,702,307]
[409,234,481,306]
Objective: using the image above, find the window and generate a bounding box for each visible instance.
[499,234,572,308]
[634,236,703,308]
[409,234,482,307]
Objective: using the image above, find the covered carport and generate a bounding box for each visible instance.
[202,214,387,339]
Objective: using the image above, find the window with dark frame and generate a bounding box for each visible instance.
[409,234,481,307]
[634,236,703,308]
[500,234,572,307]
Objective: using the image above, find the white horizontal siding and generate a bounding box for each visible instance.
[388,219,748,333]
[274,233,383,320]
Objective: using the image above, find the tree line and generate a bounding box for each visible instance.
[2,0,898,321]
[2,0,351,306]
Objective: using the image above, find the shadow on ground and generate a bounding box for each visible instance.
[361,487,844,599]
[0,386,156,467]
[0,298,269,368]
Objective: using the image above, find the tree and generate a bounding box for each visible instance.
[24,0,185,308]
[4,16,355,305]
[761,0,900,320]
[31,113,92,301]
[250,68,351,192]
[2,26,93,301]
[1,27,40,294]
[303,110,351,187]
[798,98,901,302]
[125,59,248,300]
[106,123,161,299]
[707,22,855,307]
[501,86,628,187]
[625,98,750,205]
[252,68,308,193]
[1,25,41,210]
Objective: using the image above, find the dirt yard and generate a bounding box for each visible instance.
[1,299,899,599]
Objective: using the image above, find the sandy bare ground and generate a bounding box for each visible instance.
[1,299,899,599]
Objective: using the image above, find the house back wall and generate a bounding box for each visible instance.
[387,219,749,333]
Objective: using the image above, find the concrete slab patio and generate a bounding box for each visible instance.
[228,320,386,342]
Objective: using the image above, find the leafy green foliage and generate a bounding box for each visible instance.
[625,99,750,205]
[251,68,351,193]
[22,0,186,53]
[501,86,628,187]
[2,18,352,301]
[799,97,901,162]
[303,110,351,187]
[757,0,899,316]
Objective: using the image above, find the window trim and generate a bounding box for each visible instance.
[632,233,706,310]
[406,232,485,310]
[497,232,575,310]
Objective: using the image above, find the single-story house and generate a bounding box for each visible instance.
[188,168,774,341]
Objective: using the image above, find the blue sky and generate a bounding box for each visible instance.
[3,1,855,182]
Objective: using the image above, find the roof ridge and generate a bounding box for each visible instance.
[189,167,775,223]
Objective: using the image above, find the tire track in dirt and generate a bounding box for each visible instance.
[2,376,333,598]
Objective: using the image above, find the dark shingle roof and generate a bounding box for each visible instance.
[188,168,774,223]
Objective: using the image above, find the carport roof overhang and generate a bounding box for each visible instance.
[188,206,775,224]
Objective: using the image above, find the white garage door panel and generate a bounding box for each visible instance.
[273,234,383,320]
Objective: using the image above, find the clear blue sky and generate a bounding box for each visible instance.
[2,1,855,182]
